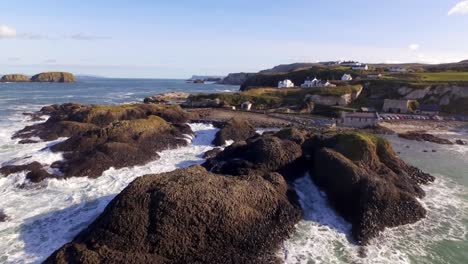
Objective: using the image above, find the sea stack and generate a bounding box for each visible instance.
[0,74,30,82]
[30,72,76,83]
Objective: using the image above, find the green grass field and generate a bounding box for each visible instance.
[382,72,468,82]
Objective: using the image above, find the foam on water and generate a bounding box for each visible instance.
[282,171,467,264]
[0,123,218,263]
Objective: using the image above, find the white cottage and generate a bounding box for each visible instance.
[341,74,353,81]
[278,79,294,88]
[301,77,319,88]
[241,101,252,111]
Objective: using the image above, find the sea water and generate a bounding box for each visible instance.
[0,79,467,263]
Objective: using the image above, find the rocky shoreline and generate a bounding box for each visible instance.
[0,101,439,263]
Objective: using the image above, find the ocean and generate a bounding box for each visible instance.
[0,79,467,264]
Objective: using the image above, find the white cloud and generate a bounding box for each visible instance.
[0,25,16,38]
[409,44,420,51]
[448,1,468,15]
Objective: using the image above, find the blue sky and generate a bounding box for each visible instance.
[1,0,468,78]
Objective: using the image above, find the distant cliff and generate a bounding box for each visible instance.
[217,72,255,85]
[0,74,30,82]
[30,72,76,83]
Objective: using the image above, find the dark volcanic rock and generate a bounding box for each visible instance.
[455,139,466,145]
[50,116,190,177]
[398,131,453,145]
[204,135,303,177]
[0,210,6,222]
[5,103,193,180]
[0,162,43,176]
[203,148,222,159]
[212,118,257,146]
[274,127,307,144]
[305,132,434,244]
[45,166,301,264]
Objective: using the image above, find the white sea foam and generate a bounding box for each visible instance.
[0,123,218,263]
[282,172,468,264]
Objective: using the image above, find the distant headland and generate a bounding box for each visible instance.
[0,72,76,83]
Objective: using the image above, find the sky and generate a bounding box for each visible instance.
[1,0,468,78]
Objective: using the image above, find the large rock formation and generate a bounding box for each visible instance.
[0,74,30,82]
[204,135,303,177]
[2,103,192,180]
[45,166,301,264]
[212,118,257,146]
[30,72,76,83]
[217,72,255,85]
[303,132,435,244]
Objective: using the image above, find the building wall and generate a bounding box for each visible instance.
[342,117,378,128]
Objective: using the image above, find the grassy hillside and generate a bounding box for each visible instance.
[190,86,362,109]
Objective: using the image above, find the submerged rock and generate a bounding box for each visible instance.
[30,72,76,83]
[212,118,257,146]
[455,139,466,145]
[398,131,453,145]
[304,132,434,244]
[45,166,301,263]
[0,210,6,222]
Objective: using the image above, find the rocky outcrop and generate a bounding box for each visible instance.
[30,72,76,83]
[3,103,192,180]
[204,135,303,177]
[306,93,352,106]
[217,73,255,85]
[0,74,30,82]
[143,92,190,104]
[304,132,434,244]
[0,210,6,222]
[398,131,453,145]
[45,166,301,264]
[212,118,257,146]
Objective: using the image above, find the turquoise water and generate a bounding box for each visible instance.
[0,79,467,263]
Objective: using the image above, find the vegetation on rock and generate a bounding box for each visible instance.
[30,72,76,83]
[0,74,30,82]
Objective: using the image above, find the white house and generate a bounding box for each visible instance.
[301,77,319,87]
[278,79,295,88]
[352,64,369,71]
[341,112,380,128]
[241,101,252,111]
[341,74,353,81]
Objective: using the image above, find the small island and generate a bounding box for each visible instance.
[0,72,76,83]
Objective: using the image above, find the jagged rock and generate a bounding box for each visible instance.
[203,148,222,159]
[45,166,301,264]
[0,210,6,222]
[304,132,434,244]
[50,116,190,177]
[5,103,193,180]
[30,72,76,82]
[13,103,190,141]
[274,127,307,144]
[1,74,30,82]
[144,92,190,104]
[455,139,467,145]
[0,162,43,176]
[204,135,302,177]
[398,131,453,145]
[212,118,257,146]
